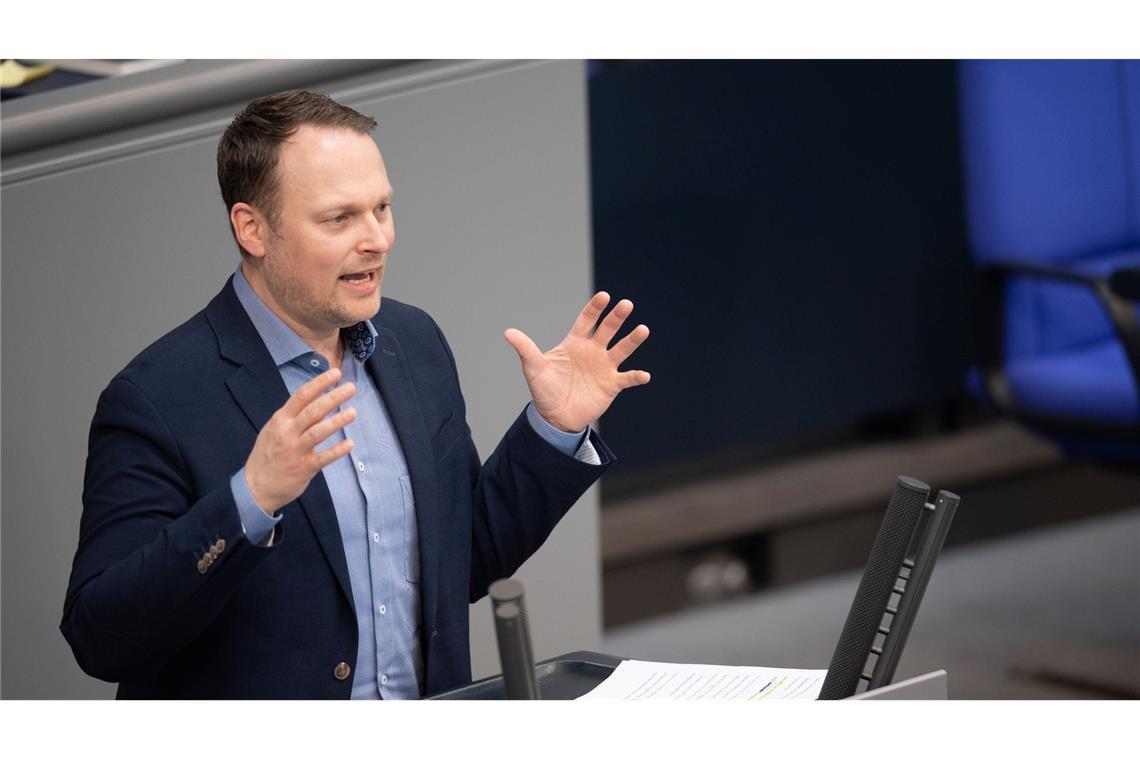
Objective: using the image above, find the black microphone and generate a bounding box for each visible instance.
[818,476,930,699]
[489,578,541,700]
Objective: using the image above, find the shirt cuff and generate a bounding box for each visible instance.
[525,401,598,461]
[231,468,280,547]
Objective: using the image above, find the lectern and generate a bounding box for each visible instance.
[428,476,957,700]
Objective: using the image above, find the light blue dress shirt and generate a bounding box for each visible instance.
[227,266,598,698]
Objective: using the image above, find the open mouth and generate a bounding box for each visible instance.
[338,269,380,294]
[339,270,376,283]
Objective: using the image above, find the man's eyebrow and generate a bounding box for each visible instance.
[314,189,395,215]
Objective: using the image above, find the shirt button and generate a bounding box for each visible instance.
[378,604,386,615]
[380,674,388,685]
[309,359,320,368]
[357,462,365,473]
[372,532,380,543]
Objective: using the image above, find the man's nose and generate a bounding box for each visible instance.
[360,212,392,255]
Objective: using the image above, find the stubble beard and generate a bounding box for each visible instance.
[263,248,364,331]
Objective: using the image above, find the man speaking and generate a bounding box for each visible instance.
[60,90,650,699]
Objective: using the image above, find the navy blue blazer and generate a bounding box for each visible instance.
[61,277,612,698]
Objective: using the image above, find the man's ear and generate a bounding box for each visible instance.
[231,202,269,260]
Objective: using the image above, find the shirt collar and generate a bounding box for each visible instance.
[232,264,379,367]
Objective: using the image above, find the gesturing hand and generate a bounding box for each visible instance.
[244,368,357,515]
[503,292,651,433]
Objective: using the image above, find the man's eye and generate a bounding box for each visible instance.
[375,203,389,215]
[330,214,348,225]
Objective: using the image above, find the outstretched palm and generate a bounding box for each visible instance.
[504,292,651,433]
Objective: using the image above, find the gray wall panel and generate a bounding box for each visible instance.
[1,59,599,698]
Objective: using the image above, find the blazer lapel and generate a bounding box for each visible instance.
[206,278,357,618]
[365,325,441,637]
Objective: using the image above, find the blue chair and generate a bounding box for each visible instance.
[958,60,1140,458]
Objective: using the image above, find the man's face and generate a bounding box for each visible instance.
[258,124,395,336]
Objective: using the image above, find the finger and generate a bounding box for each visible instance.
[295,382,356,433]
[310,438,354,470]
[301,406,357,449]
[282,367,342,417]
[616,369,652,390]
[503,328,544,376]
[593,299,633,347]
[569,292,611,338]
[610,324,650,366]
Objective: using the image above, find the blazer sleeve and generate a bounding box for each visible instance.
[61,375,275,683]
[467,412,614,601]
[423,318,615,602]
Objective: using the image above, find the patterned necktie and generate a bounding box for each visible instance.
[344,322,376,362]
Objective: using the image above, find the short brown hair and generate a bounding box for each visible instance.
[217,90,378,260]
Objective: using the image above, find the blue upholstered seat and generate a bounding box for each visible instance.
[959,61,1140,454]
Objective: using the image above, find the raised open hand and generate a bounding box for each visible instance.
[244,368,356,514]
[503,292,651,433]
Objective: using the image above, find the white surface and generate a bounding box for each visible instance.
[577,659,825,700]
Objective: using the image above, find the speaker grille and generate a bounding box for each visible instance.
[818,476,929,699]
